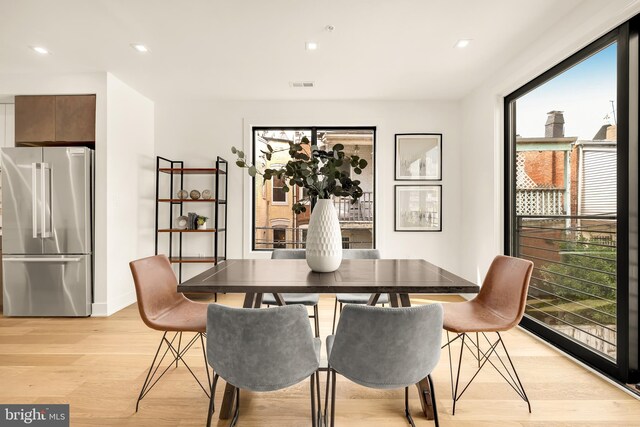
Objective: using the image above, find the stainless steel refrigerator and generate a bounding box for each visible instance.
[2,147,93,316]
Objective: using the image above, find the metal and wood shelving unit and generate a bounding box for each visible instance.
[155,156,228,284]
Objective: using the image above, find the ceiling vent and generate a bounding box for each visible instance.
[290,81,315,88]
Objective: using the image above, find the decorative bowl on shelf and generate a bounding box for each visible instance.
[190,190,201,200]
[202,189,212,200]
[175,216,188,230]
[177,189,188,199]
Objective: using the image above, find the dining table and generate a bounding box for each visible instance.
[178,258,479,422]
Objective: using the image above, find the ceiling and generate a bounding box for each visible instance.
[0,0,601,102]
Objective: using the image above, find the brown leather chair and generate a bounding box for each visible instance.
[130,254,212,411]
[442,255,533,415]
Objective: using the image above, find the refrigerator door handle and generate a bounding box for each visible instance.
[41,162,51,238]
[31,162,39,238]
[3,257,82,263]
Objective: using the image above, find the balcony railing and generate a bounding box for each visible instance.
[516,215,617,359]
[255,225,373,250]
[516,188,565,216]
[333,191,373,222]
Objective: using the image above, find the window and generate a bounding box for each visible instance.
[342,237,350,249]
[504,22,639,384]
[252,127,376,250]
[273,228,286,249]
[271,169,287,204]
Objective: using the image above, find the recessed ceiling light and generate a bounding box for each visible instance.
[30,46,51,55]
[130,43,150,53]
[305,41,318,51]
[455,39,472,48]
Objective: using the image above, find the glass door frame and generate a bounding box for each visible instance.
[504,22,639,383]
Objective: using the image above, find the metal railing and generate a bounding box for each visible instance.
[255,225,373,249]
[333,191,373,222]
[516,188,565,216]
[516,215,617,359]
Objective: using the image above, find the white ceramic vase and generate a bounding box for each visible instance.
[305,199,342,272]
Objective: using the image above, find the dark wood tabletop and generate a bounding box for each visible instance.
[178,258,479,294]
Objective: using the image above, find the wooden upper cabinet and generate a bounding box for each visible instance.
[15,94,96,144]
[55,95,96,142]
[15,96,56,143]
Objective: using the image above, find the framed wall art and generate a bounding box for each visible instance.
[394,133,442,180]
[394,185,442,232]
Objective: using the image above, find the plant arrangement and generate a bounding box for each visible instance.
[231,136,368,213]
[196,215,208,227]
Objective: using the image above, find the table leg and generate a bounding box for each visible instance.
[253,293,263,308]
[272,293,286,306]
[367,293,381,306]
[219,293,256,419]
[399,293,435,421]
[389,293,399,307]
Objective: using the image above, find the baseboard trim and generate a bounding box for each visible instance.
[91,290,137,317]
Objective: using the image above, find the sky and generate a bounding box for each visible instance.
[516,43,617,141]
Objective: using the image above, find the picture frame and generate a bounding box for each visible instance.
[394,133,442,180]
[394,185,442,232]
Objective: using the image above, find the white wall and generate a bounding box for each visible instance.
[102,73,155,315]
[154,100,465,276]
[459,1,640,283]
[0,72,155,316]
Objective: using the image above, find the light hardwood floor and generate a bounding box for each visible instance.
[1,293,639,426]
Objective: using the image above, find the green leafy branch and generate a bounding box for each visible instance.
[232,136,368,214]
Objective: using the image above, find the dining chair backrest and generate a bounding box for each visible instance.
[342,249,381,259]
[129,255,187,331]
[206,304,320,392]
[271,249,305,259]
[475,255,534,328]
[271,248,380,260]
[329,304,443,389]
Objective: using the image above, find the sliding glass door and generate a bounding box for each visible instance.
[505,23,639,383]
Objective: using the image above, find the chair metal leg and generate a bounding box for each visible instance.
[452,333,466,415]
[427,374,439,427]
[445,331,455,402]
[310,374,317,427]
[404,387,416,427]
[315,371,321,426]
[136,331,168,412]
[324,367,331,423]
[313,304,320,338]
[136,332,210,412]
[497,332,531,413]
[332,298,338,334]
[475,332,481,368]
[206,374,219,427]
[330,370,337,427]
[229,388,240,427]
[448,331,531,415]
[175,332,182,368]
[200,333,212,390]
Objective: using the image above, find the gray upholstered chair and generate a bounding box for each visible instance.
[262,249,321,337]
[205,304,321,427]
[326,304,443,427]
[332,249,387,334]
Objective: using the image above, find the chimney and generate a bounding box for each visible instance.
[545,110,565,137]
